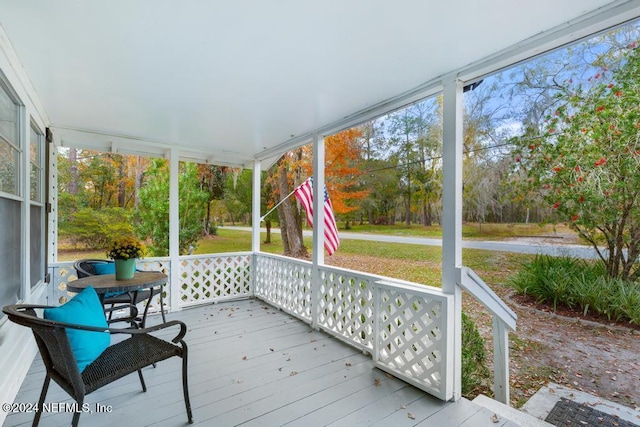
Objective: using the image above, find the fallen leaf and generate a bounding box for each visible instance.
[374,378,381,386]
[290,371,298,376]
[492,413,500,423]
[407,413,415,420]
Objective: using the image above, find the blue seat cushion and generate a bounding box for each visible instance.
[44,286,110,372]
[93,262,115,275]
[92,263,123,298]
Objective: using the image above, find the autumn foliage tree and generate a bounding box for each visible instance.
[512,43,640,279]
[300,129,369,228]
[267,128,369,257]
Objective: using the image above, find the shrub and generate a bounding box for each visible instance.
[509,255,640,325]
[60,207,133,249]
[461,312,490,397]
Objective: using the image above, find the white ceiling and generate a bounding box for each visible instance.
[1,0,638,167]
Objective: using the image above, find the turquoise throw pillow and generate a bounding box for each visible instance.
[44,286,110,372]
[93,263,115,275]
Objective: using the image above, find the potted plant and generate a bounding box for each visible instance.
[106,236,146,280]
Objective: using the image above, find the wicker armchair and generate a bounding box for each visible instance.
[2,304,193,426]
[73,259,166,326]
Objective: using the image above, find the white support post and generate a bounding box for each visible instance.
[493,316,511,405]
[252,160,261,253]
[311,134,325,328]
[442,77,464,401]
[168,148,181,313]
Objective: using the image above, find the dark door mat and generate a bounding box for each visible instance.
[546,397,640,427]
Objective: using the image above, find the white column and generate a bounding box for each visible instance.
[168,148,181,312]
[252,160,261,253]
[312,134,325,267]
[311,134,325,327]
[442,77,464,401]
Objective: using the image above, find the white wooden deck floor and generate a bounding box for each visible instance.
[4,299,518,427]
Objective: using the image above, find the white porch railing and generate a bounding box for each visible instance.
[458,266,517,405]
[254,252,454,401]
[47,253,252,312]
[47,253,517,403]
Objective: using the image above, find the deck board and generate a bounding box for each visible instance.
[4,298,496,427]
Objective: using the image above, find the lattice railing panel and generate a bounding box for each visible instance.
[317,266,376,351]
[48,262,77,305]
[254,253,312,321]
[178,254,252,308]
[136,258,171,314]
[375,281,452,400]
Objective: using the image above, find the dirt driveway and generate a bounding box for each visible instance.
[500,292,639,409]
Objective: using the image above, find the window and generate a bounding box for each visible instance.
[0,81,19,195]
[0,81,22,310]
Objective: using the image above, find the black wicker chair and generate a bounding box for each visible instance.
[2,304,193,426]
[74,259,166,326]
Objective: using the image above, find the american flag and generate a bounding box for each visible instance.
[293,177,340,255]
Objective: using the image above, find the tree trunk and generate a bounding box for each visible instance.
[277,206,290,254]
[69,147,78,195]
[405,172,411,226]
[277,165,307,258]
[117,157,126,207]
[134,157,144,209]
[264,219,271,244]
[424,199,432,226]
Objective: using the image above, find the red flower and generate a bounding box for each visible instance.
[515,157,521,163]
[594,157,607,166]
[579,196,584,203]
[577,177,584,182]
[615,91,622,97]
[574,166,581,172]
[581,128,587,133]
[608,83,614,89]
[596,106,605,112]
[552,201,561,209]
[571,214,579,221]
[609,124,616,130]
[594,73,600,79]
[553,166,562,172]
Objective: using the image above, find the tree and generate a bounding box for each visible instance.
[298,129,369,228]
[135,159,209,256]
[198,164,227,233]
[388,109,422,225]
[223,169,252,225]
[272,155,307,258]
[512,43,640,279]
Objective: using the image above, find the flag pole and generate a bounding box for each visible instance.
[259,186,298,222]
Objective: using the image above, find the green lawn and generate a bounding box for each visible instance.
[58,227,533,289]
[333,222,571,240]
